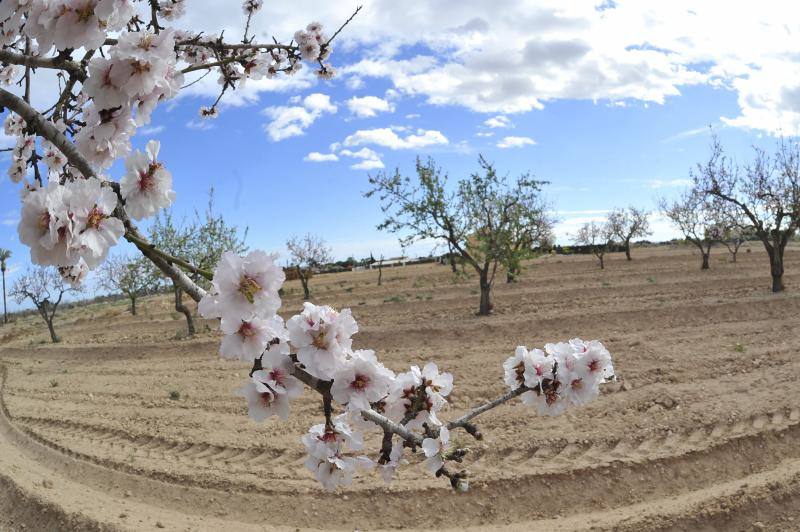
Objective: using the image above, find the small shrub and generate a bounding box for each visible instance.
[169,390,181,400]
[646,277,656,283]
[49,379,58,388]
[383,295,405,304]
[733,342,746,353]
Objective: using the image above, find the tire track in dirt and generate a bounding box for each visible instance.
[5,359,800,531]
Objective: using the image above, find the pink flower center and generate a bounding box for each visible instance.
[38,212,51,232]
[137,163,162,192]
[351,374,370,391]
[269,368,285,386]
[587,358,600,373]
[238,322,256,338]
[86,206,105,229]
[238,275,262,303]
[311,331,328,349]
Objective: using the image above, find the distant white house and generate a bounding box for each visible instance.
[368,256,407,269]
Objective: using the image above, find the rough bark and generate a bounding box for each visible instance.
[478,271,492,316]
[701,253,710,270]
[624,239,632,261]
[2,270,6,324]
[297,267,311,300]
[599,254,605,270]
[174,285,195,336]
[768,245,785,292]
[129,295,137,316]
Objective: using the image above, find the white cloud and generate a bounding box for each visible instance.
[186,119,214,131]
[304,152,339,162]
[262,93,337,141]
[476,131,494,138]
[343,128,448,150]
[339,147,385,170]
[136,125,165,136]
[346,95,396,118]
[497,136,536,149]
[484,115,513,128]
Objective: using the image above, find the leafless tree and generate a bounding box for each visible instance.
[366,156,549,315]
[694,137,800,291]
[574,222,614,269]
[659,190,720,270]
[607,207,652,260]
[0,248,10,324]
[98,254,152,315]
[286,234,333,300]
[11,266,82,343]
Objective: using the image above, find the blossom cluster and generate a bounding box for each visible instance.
[198,251,614,491]
[1,1,334,177]
[502,340,614,416]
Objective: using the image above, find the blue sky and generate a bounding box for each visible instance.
[1,0,799,308]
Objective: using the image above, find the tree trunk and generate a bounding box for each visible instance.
[599,254,605,269]
[701,253,710,270]
[129,295,137,316]
[768,245,785,292]
[298,267,310,300]
[625,240,632,261]
[174,286,195,336]
[377,263,383,286]
[447,243,457,273]
[45,318,59,343]
[2,269,6,324]
[731,251,737,263]
[478,272,492,316]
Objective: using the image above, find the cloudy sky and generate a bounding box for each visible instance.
[2,0,800,297]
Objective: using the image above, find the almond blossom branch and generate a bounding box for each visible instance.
[0,49,86,81]
[446,385,533,439]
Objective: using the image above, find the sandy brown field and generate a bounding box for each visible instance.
[1,245,800,531]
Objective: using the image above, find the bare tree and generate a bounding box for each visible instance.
[98,254,152,315]
[0,248,10,324]
[286,234,333,300]
[607,207,652,260]
[366,156,549,315]
[148,191,247,336]
[11,267,81,343]
[659,190,719,270]
[574,222,614,269]
[694,137,800,291]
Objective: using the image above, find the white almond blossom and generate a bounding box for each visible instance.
[219,315,282,362]
[199,250,284,322]
[302,415,373,491]
[331,349,395,412]
[238,377,291,421]
[422,425,450,474]
[120,140,176,220]
[58,258,90,288]
[287,303,358,380]
[377,442,405,483]
[254,348,304,399]
[68,177,125,267]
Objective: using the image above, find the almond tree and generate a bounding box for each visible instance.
[366,156,549,315]
[11,266,81,343]
[0,248,10,324]
[574,221,614,269]
[286,233,332,300]
[98,254,151,315]
[607,207,651,260]
[659,190,719,270]
[694,137,800,291]
[0,2,616,494]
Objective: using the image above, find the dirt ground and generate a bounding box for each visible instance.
[1,244,800,531]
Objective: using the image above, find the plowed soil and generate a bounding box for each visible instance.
[2,244,799,531]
